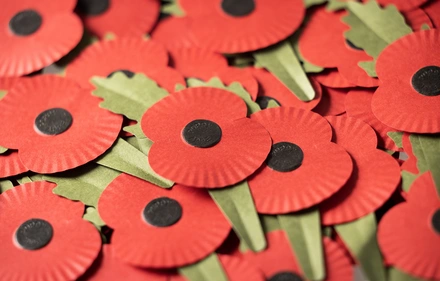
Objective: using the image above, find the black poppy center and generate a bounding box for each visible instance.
[345,39,363,51]
[221,0,255,17]
[267,142,304,172]
[268,271,304,281]
[107,69,135,78]
[35,108,73,136]
[256,96,281,109]
[16,219,53,250]
[432,209,440,234]
[182,119,222,148]
[77,0,110,16]
[411,66,440,96]
[143,197,183,227]
[9,10,42,36]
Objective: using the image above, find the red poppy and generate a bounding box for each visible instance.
[0,181,101,280]
[141,87,272,188]
[312,85,348,117]
[77,0,160,38]
[299,7,379,88]
[424,0,440,28]
[320,116,401,225]
[403,8,433,31]
[345,88,402,151]
[150,16,198,49]
[169,255,264,281]
[66,37,184,92]
[249,67,322,110]
[97,173,231,268]
[371,29,440,133]
[181,0,305,53]
[0,0,82,77]
[313,69,355,89]
[0,75,122,173]
[80,245,168,281]
[0,151,28,178]
[0,77,21,94]
[248,107,352,214]
[240,230,353,281]
[378,172,440,280]
[377,0,428,11]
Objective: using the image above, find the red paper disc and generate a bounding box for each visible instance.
[240,231,353,281]
[403,8,433,31]
[98,173,231,268]
[313,69,355,89]
[150,16,198,49]
[0,0,82,77]
[250,67,322,110]
[184,0,305,53]
[321,116,401,225]
[424,0,440,28]
[0,181,101,281]
[0,76,122,173]
[313,86,348,116]
[79,0,160,38]
[377,0,429,11]
[0,151,28,178]
[378,172,440,280]
[141,87,272,188]
[371,29,440,133]
[248,107,353,214]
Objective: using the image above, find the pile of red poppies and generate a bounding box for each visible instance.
[0,0,439,280]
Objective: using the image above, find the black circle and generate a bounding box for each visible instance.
[16,219,53,250]
[9,10,42,36]
[269,271,304,281]
[411,66,440,96]
[107,69,135,79]
[345,39,363,51]
[35,108,73,136]
[267,142,304,172]
[182,119,222,148]
[143,197,183,227]
[256,96,281,109]
[432,209,440,234]
[77,0,110,16]
[221,0,255,17]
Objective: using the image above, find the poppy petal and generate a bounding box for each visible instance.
[377,0,428,11]
[423,0,440,28]
[402,8,433,31]
[313,69,355,89]
[98,174,231,268]
[150,16,197,49]
[0,151,28,178]
[313,86,348,116]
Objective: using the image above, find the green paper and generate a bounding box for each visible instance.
[186,77,261,115]
[179,253,228,281]
[304,0,327,8]
[0,146,7,154]
[266,100,281,109]
[161,0,185,17]
[209,181,266,252]
[96,138,173,188]
[335,213,386,281]
[421,24,431,31]
[326,0,355,11]
[0,180,13,193]
[83,207,106,228]
[291,34,324,74]
[123,124,153,155]
[226,54,255,68]
[387,132,404,149]
[358,60,378,77]
[278,209,325,281]
[17,176,33,184]
[410,134,440,195]
[388,267,428,281]
[401,171,418,192]
[0,90,7,100]
[254,41,316,101]
[260,215,281,233]
[45,164,120,207]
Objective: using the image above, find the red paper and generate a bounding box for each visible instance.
[403,8,433,31]
[377,0,429,11]
[313,86,348,116]
[424,0,440,28]
[313,69,355,89]
[0,151,28,178]
[151,16,198,49]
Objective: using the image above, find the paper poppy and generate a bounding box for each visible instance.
[0,151,28,178]
[313,69,355,89]
[66,37,184,92]
[312,86,348,117]
[345,88,402,151]
[320,116,401,225]
[0,77,21,95]
[76,0,160,38]
[371,29,440,133]
[0,181,101,280]
[169,255,264,281]
[377,0,428,11]
[249,67,322,110]
[0,75,122,173]
[378,172,440,280]
[248,107,353,214]
[299,7,378,88]
[79,245,168,281]
[0,0,82,77]
[403,8,433,31]
[98,173,231,268]
[150,16,198,49]
[183,0,305,53]
[240,231,353,281]
[141,87,272,188]
[424,0,440,28]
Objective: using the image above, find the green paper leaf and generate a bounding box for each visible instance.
[254,41,316,101]
[266,100,280,109]
[186,77,261,115]
[92,72,169,122]
[387,132,404,149]
[161,0,185,16]
[304,0,327,8]
[209,181,267,252]
[83,207,106,228]
[0,90,7,100]
[96,138,173,188]
[326,0,351,10]
[16,176,33,185]
[401,170,418,193]
[0,180,13,193]
[260,215,281,233]
[335,213,386,281]
[179,253,228,281]
[278,209,325,281]
[45,164,120,207]
[0,146,7,154]
[358,60,378,77]
[227,54,255,68]
[421,23,431,31]
[388,267,429,281]
[123,124,153,155]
